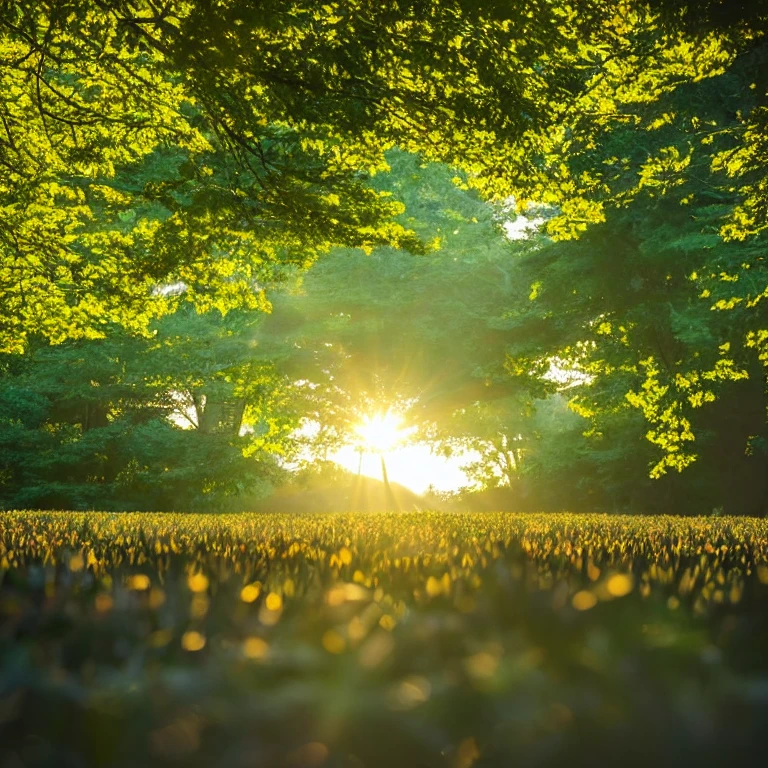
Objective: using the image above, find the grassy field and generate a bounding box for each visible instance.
[1,511,768,768]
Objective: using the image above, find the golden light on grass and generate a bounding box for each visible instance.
[606,573,634,597]
[322,629,346,654]
[358,630,395,668]
[243,636,269,660]
[465,651,500,680]
[187,573,209,593]
[127,574,150,591]
[326,583,368,606]
[240,583,261,603]
[379,614,396,631]
[181,630,206,652]
[388,675,431,710]
[260,591,284,626]
[572,590,598,611]
[348,616,367,642]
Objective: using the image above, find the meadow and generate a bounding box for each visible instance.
[1,511,768,768]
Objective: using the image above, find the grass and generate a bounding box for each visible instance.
[1,511,768,767]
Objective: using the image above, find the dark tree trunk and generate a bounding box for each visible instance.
[82,402,109,431]
[196,395,247,437]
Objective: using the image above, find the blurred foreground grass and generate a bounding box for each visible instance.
[1,511,768,768]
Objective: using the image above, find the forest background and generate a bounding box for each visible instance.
[2,0,768,516]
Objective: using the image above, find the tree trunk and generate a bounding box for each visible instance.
[381,455,399,512]
[82,402,109,431]
[196,395,247,437]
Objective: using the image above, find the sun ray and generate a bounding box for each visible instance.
[354,411,408,453]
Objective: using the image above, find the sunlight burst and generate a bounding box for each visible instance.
[354,411,408,453]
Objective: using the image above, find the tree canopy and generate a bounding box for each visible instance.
[3,1,767,352]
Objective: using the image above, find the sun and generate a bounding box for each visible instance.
[354,411,408,453]
[330,410,475,494]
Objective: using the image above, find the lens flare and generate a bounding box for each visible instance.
[354,412,407,453]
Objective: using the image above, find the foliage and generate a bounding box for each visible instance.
[497,41,768,511]
[0,310,298,511]
[256,153,542,478]
[3,2,768,513]
[2,1,767,351]
[2,510,768,766]
[0,1,427,352]
[245,146,768,513]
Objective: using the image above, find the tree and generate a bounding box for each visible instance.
[2,1,764,351]
[254,153,553,492]
[500,46,768,513]
[0,309,298,511]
